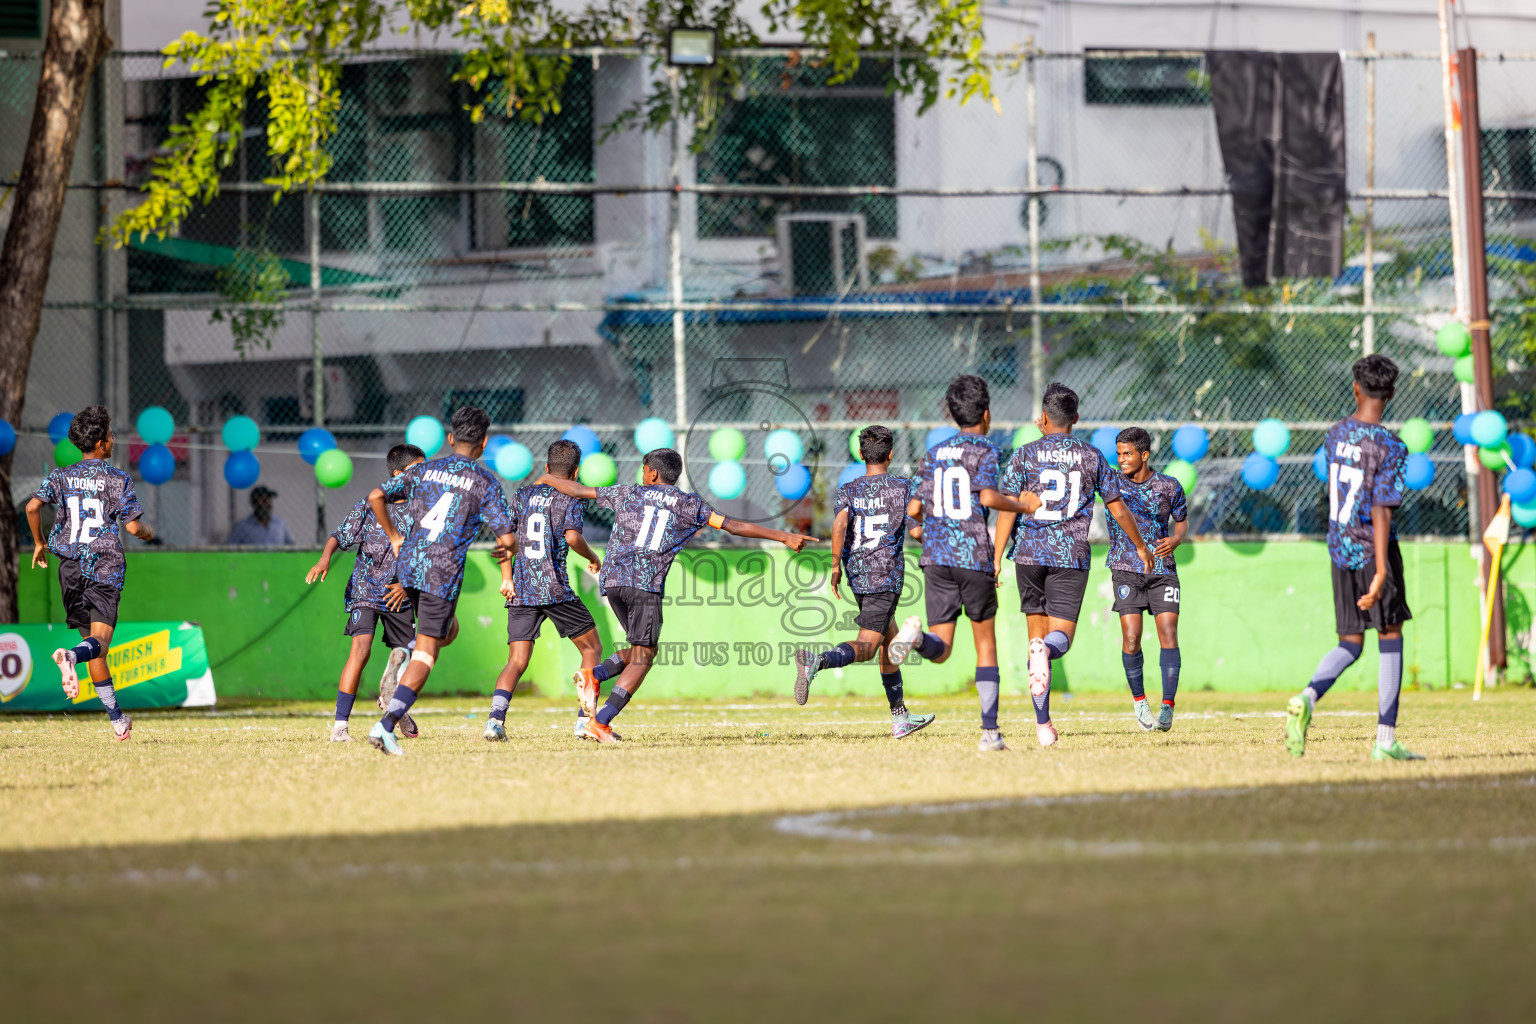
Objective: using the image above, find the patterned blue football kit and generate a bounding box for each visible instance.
[506,484,596,643]
[911,433,1002,624]
[594,483,723,646]
[332,498,413,612]
[836,473,914,633]
[1105,472,1186,575]
[32,460,145,629]
[1322,416,1412,633]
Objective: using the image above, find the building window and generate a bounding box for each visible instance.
[1084,52,1210,106]
[697,57,896,239]
[0,0,41,39]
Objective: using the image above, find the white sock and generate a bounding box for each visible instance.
[1302,686,1320,710]
[1377,724,1395,746]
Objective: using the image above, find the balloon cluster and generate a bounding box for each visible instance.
[1164,424,1208,494]
[1439,321,1475,384]
[1240,419,1289,491]
[298,425,351,488]
[1447,408,1536,527]
[135,407,176,484]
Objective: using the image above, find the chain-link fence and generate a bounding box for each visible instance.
[5,47,1532,547]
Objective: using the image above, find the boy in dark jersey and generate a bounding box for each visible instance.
[483,439,605,743]
[306,443,425,742]
[993,383,1153,748]
[26,405,155,740]
[793,425,935,739]
[1285,354,1422,761]
[887,374,1039,752]
[1107,427,1187,733]
[365,407,515,755]
[540,447,816,744]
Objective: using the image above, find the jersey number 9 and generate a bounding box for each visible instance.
[524,512,547,559]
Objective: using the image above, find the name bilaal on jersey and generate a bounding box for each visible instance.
[509,484,586,606]
[912,433,1000,571]
[836,474,914,595]
[380,454,514,600]
[1106,472,1187,575]
[332,497,412,612]
[1324,416,1406,570]
[32,460,143,589]
[1000,434,1120,570]
[595,484,723,595]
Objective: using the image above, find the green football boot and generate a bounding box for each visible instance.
[1283,693,1312,757]
[1134,699,1157,732]
[1371,739,1425,761]
[892,711,935,739]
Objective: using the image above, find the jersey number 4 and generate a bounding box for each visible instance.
[65,496,105,544]
[421,492,455,542]
[853,513,888,550]
[635,505,673,552]
[1328,463,1364,523]
[1033,469,1082,522]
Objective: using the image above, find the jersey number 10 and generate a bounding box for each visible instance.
[932,468,973,520]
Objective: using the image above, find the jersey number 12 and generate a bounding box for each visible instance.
[66,496,104,544]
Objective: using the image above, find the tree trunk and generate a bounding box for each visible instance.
[0,0,111,622]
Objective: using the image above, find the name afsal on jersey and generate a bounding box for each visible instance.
[64,475,107,492]
[1333,441,1364,462]
[421,468,475,490]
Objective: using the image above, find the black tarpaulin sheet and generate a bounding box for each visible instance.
[1209,51,1346,288]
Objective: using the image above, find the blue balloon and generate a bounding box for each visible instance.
[838,463,866,489]
[1508,433,1536,470]
[563,425,601,458]
[926,427,956,451]
[1241,452,1279,491]
[223,450,260,489]
[1312,446,1328,482]
[484,435,513,463]
[1504,467,1536,504]
[48,412,73,444]
[0,420,13,457]
[1171,424,1209,463]
[633,417,674,454]
[494,441,533,481]
[1471,409,1509,449]
[138,443,176,485]
[775,463,812,501]
[1453,412,1477,446]
[708,460,747,501]
[1405,452,1436,491]
[1090,426,1120,463]
[298,427,337,465]
[1252,418,1291,458]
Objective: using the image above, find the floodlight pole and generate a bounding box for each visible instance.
[668,67,689,489]
[1025,43,1043,415]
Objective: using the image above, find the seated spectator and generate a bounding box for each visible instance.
[226,486,296,546]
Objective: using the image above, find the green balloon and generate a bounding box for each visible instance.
[315,447,353,488]
[849,429,862,459]
[1479,442,1511,471]
[709,427,747,462]
[53,439,83,468]
[1012,423,1043,448]
[637,465,647,484]
[1399,417,1434,454]
[1437,320,1473,358]
[1165,458,1197,494]
[578,452,618,487]
[1454,353,1476,384]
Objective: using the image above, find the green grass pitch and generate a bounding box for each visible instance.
[4,689,1536,1022]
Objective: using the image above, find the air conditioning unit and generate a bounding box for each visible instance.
[298,363,357,422]
[776,213,869,297]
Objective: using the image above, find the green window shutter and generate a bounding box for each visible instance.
[0,0,42,39]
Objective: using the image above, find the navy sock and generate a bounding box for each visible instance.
[1122,651,1145,701]
[592,652,626,683]
[490,688,513,723]
[915,632,946,659]
[381,685,419,732]
[975,666,1000,730]
[1378,636,1404,728]
[71,637,102,663]
[1160,648,1181,705]
[880,671,906,714]
[596,685,631,726]
[334,690,355,723]
[1305,640,1363,705]
[1043,630,1071,659]
[819,642,857,670]
[1032,684,1051,724]
[96,676,123,723]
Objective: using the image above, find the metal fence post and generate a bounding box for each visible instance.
[1362,35,1376,356]
[1026,43,1043,415]
[668,66,688,486]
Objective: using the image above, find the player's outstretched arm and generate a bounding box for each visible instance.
[1358,505,1393,611]
[721,518,818,552]
[125,518,155,544]
[1105,498,1155,573]
[565,529,601,576]
[980,487,1041,515]
[535,473,600,502]
[1155,518,1188,560]
[306,536,342,584]
[24,497,47,568]
[992,510,1018,580]
[827,509,850,600]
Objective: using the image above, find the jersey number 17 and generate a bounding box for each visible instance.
[1328,463,1364,523]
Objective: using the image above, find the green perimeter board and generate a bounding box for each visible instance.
[10,541,1520,700]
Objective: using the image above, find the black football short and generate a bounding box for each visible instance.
[1332,539,1412,635]
[507,600,597,643]
[923,564,998,624]
[1110,571,1182,617]
[606,586,663,647]
[404,588,458,641]
[345,604,416,649]
[57,558,120,631]
[1015,565,1090,622]
[853,591,901,634]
